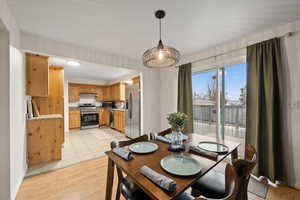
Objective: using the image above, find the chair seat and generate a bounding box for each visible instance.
[121,176,195,200]
[121,176,151,200]
[174,192,194,200]
[191,169,226,199]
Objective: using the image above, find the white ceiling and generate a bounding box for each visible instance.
[49,56,134,82]
[9,0,300,60]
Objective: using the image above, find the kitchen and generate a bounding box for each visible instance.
[26,53,141,176]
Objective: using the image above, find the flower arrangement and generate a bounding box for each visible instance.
[167,112,188,131]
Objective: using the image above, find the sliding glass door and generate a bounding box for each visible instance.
[192,63,247,155]
[192,69,218,139]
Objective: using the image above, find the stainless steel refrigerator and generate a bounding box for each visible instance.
[125,82,141,138]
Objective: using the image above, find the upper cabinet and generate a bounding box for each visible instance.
[68,82,125,102]
[79,85,97,94]
[26,53,49,97]
[69,83,103,102]
[96,86,104,101]
[111,83,125,101]
[33,66,65,115]
[69,84,80,102]
[103,86,111,101]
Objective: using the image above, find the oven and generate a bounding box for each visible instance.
[79,103,99,129]
[81,112,99,129]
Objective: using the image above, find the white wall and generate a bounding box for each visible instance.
[67,77,108,85]
[141,67,162,134]
[0,19,11,200]
[159,19,300,189]
[9,46,26,199]
[159,67,178,130]
[281,26,300,188]
[21,31,140,71]
[0,0,25,199]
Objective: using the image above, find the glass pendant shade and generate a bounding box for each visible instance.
[143,10,180,68]
[143,43,180,68]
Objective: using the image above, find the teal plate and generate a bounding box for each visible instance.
[129,142,158,154]
[164,133,188,141]
[160,154,201,176]
[197,141,229,154]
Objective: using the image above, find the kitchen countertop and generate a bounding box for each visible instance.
[27,114,63,120]
[68,106,125,111]
[112,108,125,111]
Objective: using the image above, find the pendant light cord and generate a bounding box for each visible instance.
[159,18,161,41]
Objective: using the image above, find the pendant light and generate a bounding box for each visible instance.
[143,10,180,68]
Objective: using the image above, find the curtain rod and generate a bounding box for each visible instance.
[175,31,294,68]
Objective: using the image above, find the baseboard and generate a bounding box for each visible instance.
[11,165,27,200]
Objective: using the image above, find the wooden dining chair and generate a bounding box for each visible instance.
[173,164,238,200]
[117,163,238,200]
[149,128,172,140]
[110,134,151,200]
[191,144,257,200]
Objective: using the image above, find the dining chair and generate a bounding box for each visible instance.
[173,163,238,200]
[110,134,151,200]
[119,163,238,200]
[191,144,257,200]
[149,128,172,140]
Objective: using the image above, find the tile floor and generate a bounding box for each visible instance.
[26,127,128,177]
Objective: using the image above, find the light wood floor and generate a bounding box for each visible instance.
[17,157,300,200]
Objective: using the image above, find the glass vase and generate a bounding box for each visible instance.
[169,126,184,150]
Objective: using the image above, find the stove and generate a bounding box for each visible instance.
[79,103,99,129]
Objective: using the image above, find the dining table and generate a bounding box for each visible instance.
[105,133,240,200]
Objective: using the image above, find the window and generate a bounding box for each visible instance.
[192,63,247,156]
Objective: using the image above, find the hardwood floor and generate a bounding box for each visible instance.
[17,157,300,200]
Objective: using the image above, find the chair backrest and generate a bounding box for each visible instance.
[150,128,172,140]
[111,134,149,149]
[196,164,238,200]
[110,134,149,195]
[233,144,258,200]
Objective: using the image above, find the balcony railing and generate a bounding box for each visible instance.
[193,104,246,139]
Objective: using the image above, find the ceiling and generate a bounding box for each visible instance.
[49,56,134,82]
[9,0,300,60]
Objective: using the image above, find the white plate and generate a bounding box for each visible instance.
[160,154,202,176]
[129,142,158,154]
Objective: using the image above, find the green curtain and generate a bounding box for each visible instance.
[246,38,284,182]
[178,63,194,133]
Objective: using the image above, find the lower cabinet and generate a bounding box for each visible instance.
[113,110,125,132]
[27,118,64,166]
[69,108,80,129]
[99,108,110,126]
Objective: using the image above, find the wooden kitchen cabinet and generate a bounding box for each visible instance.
[33,66,64,115]
[68,82,125,102]
[69,108,80,129]
[103,86,112,101]
[110,83,125,101]
[26,53,49,97]
[79,85,96,94]
[113,110,125,132]
[27,118,64,166]
[69,84,80,102]
[96,86,103,101]
[99,108,110,126]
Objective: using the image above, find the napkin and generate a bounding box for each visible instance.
[139,166,176,192]
[112,147,133,161]
[156,135,171,144]
[189,145,218,161]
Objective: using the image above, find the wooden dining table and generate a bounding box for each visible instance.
[105,133,240,200]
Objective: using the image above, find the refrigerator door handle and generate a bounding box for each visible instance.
[129,93,132,119]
